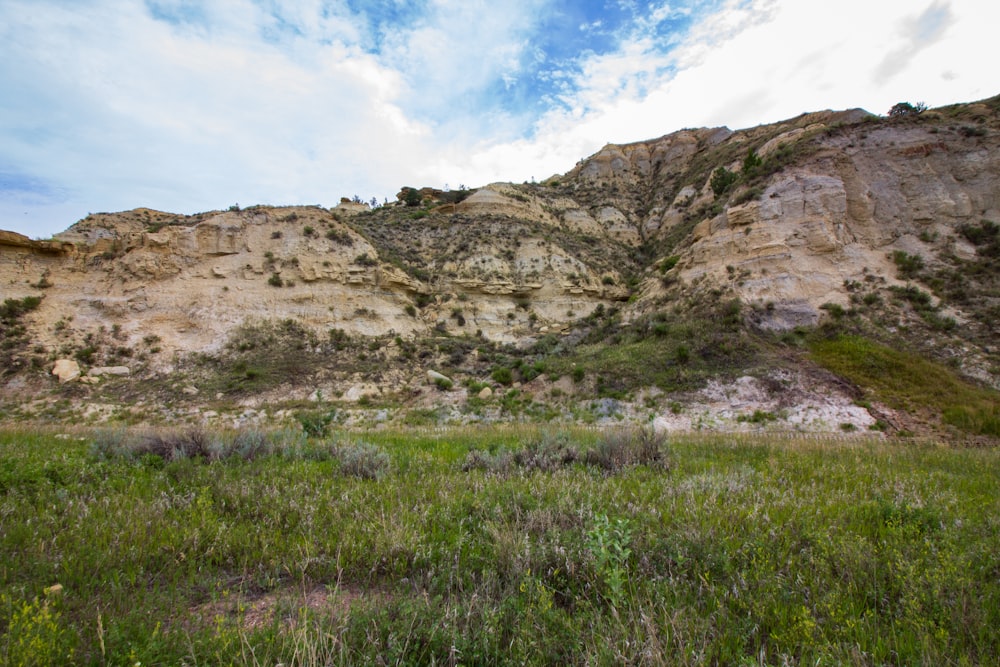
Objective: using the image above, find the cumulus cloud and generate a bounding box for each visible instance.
[441,0,997,187]
[0,0,995,237]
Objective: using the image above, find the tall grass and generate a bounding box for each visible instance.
[1,426,998,665]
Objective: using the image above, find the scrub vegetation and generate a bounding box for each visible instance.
[1,426,998,665]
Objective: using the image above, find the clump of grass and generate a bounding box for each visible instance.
[584,427,670,471]
[737,409,779,425]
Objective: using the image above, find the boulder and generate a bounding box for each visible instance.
[478,386,493,400]
[88,366,131,377]
[427,370,452,385]
[51,359,81,383]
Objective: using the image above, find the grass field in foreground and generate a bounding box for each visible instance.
[0,426,998,666]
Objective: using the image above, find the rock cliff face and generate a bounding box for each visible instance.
[2,95,999,428]
[669,113,998,330]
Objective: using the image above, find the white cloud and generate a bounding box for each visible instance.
[437,0,998,189]
[1,0,434,232]
[0,0,996,237]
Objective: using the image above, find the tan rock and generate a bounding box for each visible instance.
[478,386,493,400]
[52,359,81,383]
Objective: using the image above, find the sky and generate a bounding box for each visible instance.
[0,0,995,238]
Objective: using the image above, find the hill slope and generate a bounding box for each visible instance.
[2,96,998,436]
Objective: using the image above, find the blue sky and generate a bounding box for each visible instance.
[0,0,995,238]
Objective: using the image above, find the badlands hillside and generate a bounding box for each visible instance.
[1,96,999,438]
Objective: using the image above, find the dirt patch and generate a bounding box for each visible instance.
[190,582,372,632]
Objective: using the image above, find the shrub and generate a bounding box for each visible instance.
[659,255,680,273]
[461,448,514,474]
[231,430,273,460]
[959,220,1000,257]
[741,149,762,177]
[402,187,423,207]
[296,410,336,437]
[737,410,778,424]
[820,302,846,319]
[891,250,925,279]
[675,344,690,364]
[492,366,514,386]
[335,441,391,480]
[710,166,738,197]
[514,431,580,472]
[0,296,42,321]
[268,273,283,287]
[888,101,927,117]
[584,427,670,472]
[135,428,215,461]
[325,229,353,246]
[88,428,130,461]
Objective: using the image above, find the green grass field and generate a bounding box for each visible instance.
[1,426,998,665]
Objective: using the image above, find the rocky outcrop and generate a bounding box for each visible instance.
[2,96,998,392]
[670,116,1000,327]
[0,230,73,254]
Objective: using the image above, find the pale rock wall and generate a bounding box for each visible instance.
[675,122,1000,328]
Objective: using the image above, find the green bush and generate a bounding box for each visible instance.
[741,149,762,177]
[888,101,927,117]
[891,250,925,279]
[0,296,42,322]
[492,366,514,386]
[296,409,336,437]
[659,255,680,273]
[402,187,423,207]
[710,166,738,197]
[325,228,353,246]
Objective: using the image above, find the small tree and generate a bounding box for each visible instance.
[402,187,423,207]
[741,149,762,177]
[710,166,738,197]
[888,101,927,117]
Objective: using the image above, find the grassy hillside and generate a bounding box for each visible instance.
[1,427,998,665]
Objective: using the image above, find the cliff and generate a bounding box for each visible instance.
[2,96,998,435]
